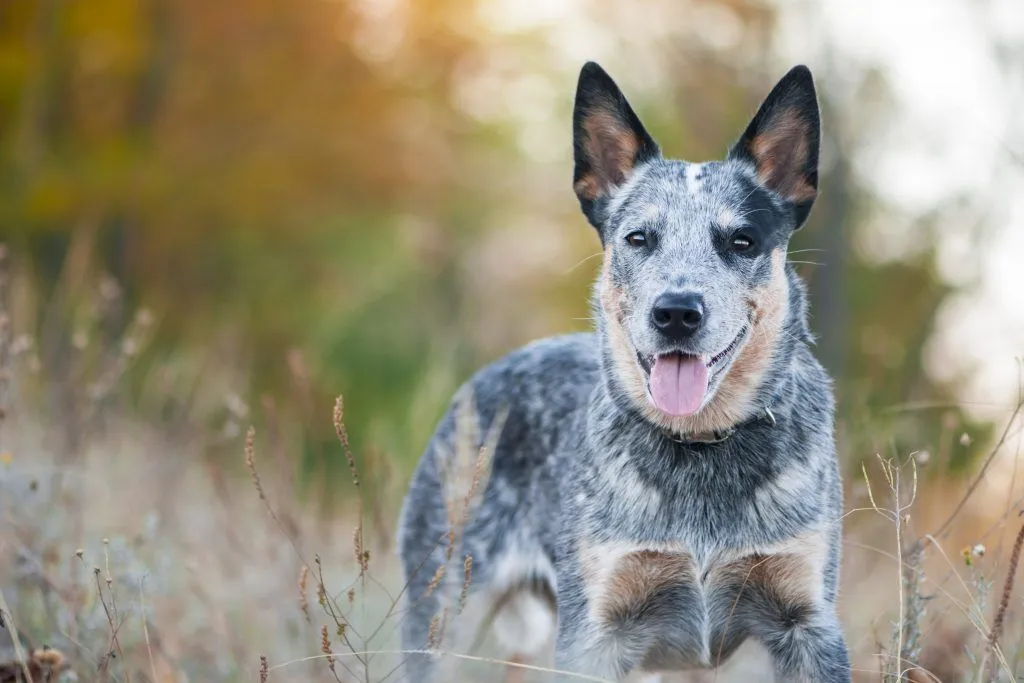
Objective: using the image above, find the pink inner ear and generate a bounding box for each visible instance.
[577,110,641,199]
[749,108,817,204]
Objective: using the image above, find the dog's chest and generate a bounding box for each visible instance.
[576,534,826,670]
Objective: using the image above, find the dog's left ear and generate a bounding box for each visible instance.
[573,62,660,235]
[728,65,820,228]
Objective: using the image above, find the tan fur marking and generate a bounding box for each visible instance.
[714,529,829,607]
[577,539,693,626]
[578,109,641,199]
[599,252,658,430]
[601,249,789,437]
[574,174,602,201]
[749,108,817,204]
[601,551,696,624]
[725,555,812,605]
[712,247,789,417]
[599,250,630,325]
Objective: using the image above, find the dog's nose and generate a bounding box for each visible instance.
[651,292,704,339]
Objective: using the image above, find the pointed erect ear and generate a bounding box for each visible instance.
[573,62,660,233]
[728,65,821,228]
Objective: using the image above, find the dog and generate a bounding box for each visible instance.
[397,61,850,683]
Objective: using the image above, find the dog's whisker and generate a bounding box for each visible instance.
[564,251,604,275]
[730,207,771,223]
[736,181,763,207]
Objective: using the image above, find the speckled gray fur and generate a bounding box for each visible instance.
[398,63,850,682]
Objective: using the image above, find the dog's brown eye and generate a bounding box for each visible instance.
[625,231,647,247]
[730,232,754,252]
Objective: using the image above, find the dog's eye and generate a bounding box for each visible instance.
[730,232,755,252]
[625,231,648,247]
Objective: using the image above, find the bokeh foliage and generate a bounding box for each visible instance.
[0,0,994,495]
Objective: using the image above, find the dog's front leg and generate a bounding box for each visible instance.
[755,609,851,683]
[552,572,637,682]
[553,616,634,682]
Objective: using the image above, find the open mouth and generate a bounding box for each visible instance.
[708,326,747,369]
[635,325,749,417]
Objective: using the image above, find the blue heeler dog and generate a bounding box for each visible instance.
[398,62,850,683]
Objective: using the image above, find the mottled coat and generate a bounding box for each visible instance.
[398,63,850,683]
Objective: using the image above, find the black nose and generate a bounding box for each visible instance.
[651,292,705,339]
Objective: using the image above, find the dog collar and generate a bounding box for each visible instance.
[663,401,778,445]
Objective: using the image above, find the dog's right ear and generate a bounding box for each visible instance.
[727,66,820,228]
[573,62,660,236]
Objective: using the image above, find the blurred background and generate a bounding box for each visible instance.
[1,0,1023,681]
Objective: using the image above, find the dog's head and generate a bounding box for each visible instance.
[573,62,819,435]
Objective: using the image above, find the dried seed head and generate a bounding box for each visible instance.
[298,565,310,623]
[445,528,456,562]
[427,609,448,650]
[987,521,1024,667]
[458,555,473,614]
[319,624,336,673]
[959,432,971,447]
[245,427,267,502]
[30,647,68,676]
[334,396,360,490]
[34,646,66,667]
[353,525,367,571]
[259,655,269,683]
[424,564,446,598]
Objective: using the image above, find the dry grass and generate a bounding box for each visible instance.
[0,246,1022,683]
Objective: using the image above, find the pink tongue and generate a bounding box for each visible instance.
[649,354,709,416]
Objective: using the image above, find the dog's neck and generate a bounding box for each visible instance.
[658,393,782,445]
